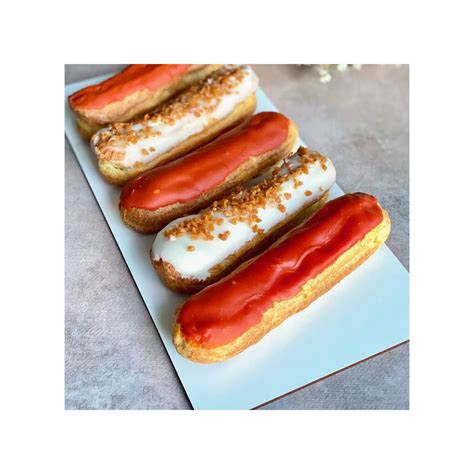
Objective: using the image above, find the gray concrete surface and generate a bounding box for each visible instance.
[65,64,409,409]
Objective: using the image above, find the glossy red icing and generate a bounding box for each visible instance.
[178,193,384,349]
[69,64,193,110]
[120,112,291,211]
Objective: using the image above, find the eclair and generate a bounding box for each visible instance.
[152,147,336,293]
[91,65,259,185]
[120,112,299,234]
[173,193,391,363]
[69,64,221,138]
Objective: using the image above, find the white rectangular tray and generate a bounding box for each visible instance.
[65,75,409,409]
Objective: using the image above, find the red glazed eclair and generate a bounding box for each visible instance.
[173,193,391,363]
[120,112,299,233]
[91,65,258,185]
[69,64,221,138]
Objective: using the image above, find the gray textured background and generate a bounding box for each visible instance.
[65,64,409,409]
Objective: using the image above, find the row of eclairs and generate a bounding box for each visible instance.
[69,64,390,363]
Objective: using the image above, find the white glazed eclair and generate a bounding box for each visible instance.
[151,147,336,293]
[91,65,259,185]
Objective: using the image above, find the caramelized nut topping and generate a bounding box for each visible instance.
[293,179,303,190]
[218,231,231,241]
